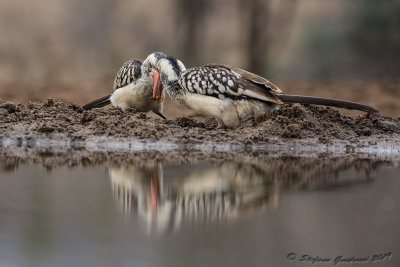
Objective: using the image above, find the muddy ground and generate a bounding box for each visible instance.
[0,98,399,143]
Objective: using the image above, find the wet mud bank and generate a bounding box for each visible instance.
[1,137,399,171]
[1,99,399,159]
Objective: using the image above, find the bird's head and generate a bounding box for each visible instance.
[152,56,186,99]
[141,52,167,102]
[142,52,167,75]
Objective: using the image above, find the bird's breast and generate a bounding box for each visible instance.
[110,81,158,112]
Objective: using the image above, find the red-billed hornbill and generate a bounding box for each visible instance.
[82,52,168,119]
[151,56,378,128]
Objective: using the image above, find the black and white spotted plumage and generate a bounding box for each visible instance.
[178,64,283,105]
[156,57,283,127]
[113,59,142,90]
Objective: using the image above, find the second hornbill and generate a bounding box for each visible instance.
[151,56,378,128]
[82,52,168,119]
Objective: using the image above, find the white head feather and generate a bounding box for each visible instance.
[145,53,158,65]
[157,57,186,81]
[141,52,167,76]
[177,59,186,72]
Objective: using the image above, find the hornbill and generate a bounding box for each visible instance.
[151,56,378,128]
[82,52,168,119]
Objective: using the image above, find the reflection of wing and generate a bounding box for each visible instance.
[175,162,280,215]
[113,59,143,90]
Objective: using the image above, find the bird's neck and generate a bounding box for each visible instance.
[164,80,187,106]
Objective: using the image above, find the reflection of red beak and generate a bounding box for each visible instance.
[151,71,163,102]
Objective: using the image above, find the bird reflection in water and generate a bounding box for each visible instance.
[108,157,389,232]
[110,162,163,216]
[109,161,280,232]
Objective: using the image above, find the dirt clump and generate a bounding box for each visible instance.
[0,99,399,144]
[246,104,398,141]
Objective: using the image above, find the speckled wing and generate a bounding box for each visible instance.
[113,59,143,90]
[179,64,283,104]
[218,64,283,94]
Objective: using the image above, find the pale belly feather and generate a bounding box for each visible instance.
[110,79,162,112]
[234,100,278,121]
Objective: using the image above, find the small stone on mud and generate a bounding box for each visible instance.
[81,111,96,123]
[380,120,398,131]
[42,99,54,107]
[361,128,372,136]
[68,102,83,113]
[37,124,55,133]
[137,113,147,119]
[26,102,35,109]
[204,117,218,129]
[125,107,137,113]
[176,117,204,128]
[281,123,301,138]
[0,102,17,113]
[0,108,8,116]
[318,135,328,143]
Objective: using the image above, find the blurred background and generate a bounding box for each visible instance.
[0,0,399,116]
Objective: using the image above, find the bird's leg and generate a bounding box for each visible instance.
[216,118,226,129]
[219,98,239,128]
[154,111,167,120]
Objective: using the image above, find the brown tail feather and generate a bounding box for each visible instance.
[276,94,378,113]
[82,95,112,110]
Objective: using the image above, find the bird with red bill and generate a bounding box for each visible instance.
[82,52,168,119]
[151,55,378,128]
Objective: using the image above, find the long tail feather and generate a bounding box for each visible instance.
[276,94,378,113]
[82,95,112,110]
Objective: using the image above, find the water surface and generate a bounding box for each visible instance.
[0,155,399,266]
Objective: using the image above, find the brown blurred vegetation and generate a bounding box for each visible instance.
[0,0,399,117]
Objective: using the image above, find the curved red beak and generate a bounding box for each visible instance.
[151,70,163,102]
